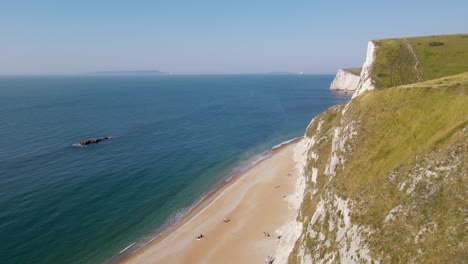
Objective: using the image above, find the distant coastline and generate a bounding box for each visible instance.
[82,70,169,76]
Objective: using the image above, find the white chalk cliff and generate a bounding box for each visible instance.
[288,35,468,264]
[330,69,361,91]
[353,41,377,98]
[288,79,468,263]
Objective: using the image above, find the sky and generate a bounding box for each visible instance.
[1,0,467,75]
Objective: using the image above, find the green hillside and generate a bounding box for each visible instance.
[290,72,468,263]
[371,34,468,88]
[344,68,362,76]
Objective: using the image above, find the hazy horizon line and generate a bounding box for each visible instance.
[0,71,337,77]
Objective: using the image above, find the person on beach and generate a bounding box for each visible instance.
[223,217,230,223]
[265,255,275,263]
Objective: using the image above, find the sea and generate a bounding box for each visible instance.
[0,74,350,263]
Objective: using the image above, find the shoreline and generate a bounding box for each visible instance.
[109,137,302,263]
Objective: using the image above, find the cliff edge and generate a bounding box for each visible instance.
[287,34,468,263]
[353,33,468,98]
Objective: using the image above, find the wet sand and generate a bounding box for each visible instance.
[122,142,300,264]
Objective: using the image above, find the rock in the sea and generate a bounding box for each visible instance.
[79,136,110,145]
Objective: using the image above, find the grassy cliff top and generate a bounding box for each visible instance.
[343,71,468,195]
[307,72,468,195]
[343,68,362,76]
[292,72,468,263]
[371,34,468,88]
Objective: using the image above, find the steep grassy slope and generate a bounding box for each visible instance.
[289,72,468,263]
[370,34,468,88]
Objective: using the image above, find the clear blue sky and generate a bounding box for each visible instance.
[1,0,467,74]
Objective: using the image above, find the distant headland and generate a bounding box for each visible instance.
[82,70,169,76]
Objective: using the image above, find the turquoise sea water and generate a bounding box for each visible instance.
[0,75,350,263]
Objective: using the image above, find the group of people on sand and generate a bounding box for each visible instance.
[196,217,231,240]
[263,232,282,240]
[264,174,292,264]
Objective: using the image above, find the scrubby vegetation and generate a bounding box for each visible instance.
[428,41,444,47]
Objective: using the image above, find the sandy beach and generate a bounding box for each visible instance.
[122,140,302,264]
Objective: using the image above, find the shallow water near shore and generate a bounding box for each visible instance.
[0,74,349,263]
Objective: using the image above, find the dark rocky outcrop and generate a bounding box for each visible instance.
[79,136,110,146]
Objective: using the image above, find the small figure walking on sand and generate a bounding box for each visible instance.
[265,255,275,263]
[196,234,205,240]
[223,217,230,223]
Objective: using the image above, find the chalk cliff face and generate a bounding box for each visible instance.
[288,72,468,263]
[286,35,468,263]
[353,41,376,98]
[330,69,361,91]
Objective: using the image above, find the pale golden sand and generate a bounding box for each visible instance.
[122,142,299,264]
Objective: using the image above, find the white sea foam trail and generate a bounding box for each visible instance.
[225,176,233,182]
[119,243,135,253]
[226,137,301,183]
[272,137,301,150]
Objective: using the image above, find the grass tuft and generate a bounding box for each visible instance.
[428,41,444,47]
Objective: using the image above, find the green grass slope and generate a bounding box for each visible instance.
[371,34,468,88]
[290,72,468,263]
[344,68,362,76]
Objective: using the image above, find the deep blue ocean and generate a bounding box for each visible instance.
[0,75,349,263]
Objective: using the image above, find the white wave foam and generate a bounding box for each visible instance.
[128,205,195,255]
[119,242,135,253]
[272,137,301,150]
